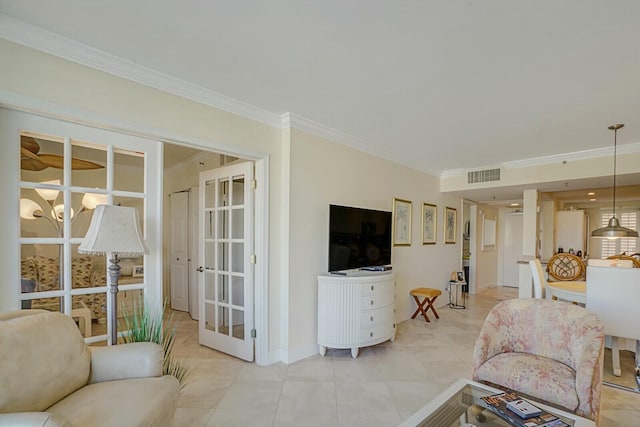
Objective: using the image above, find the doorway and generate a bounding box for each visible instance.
[501,212,523,287]
[163,144,263,363]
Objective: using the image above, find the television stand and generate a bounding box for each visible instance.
[317,273,396,358]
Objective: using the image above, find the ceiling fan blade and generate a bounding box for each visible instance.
[20,147,48,171]
[21,136,41,154]
[38,154,104,170]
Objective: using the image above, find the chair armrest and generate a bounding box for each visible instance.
[0,413,71,427]
[89,342,163,384]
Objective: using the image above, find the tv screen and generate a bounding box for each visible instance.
[328,204,392,272]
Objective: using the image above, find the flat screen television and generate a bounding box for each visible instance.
[328,204,392,273]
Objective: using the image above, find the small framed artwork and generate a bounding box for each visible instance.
[483,215,496,250]
[444,206,457,244]
[450,271,465,282]
[392,198,412,246]
[132,265,144,277]
[421,203,437,245]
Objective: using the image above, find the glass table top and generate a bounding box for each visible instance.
[400,379,595,427]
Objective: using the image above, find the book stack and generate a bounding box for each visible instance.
[478,392,570,427]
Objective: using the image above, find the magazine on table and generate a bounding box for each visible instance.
[477,391,571,427]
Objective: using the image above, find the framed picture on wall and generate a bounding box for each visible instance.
[444,206,457,244]
[132,265,144,277]
[422,203,437,245]
[393,198,412,246]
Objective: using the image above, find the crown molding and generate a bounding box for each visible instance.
[0,13,282,129]
[441,142,640,177]
[502,142,640,169]
[281,112,439,176]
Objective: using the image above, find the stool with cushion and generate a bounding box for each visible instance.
[410,288,442,323]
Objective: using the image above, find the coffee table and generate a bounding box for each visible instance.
[399,378,596,427]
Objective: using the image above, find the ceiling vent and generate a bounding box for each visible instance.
[467,168,501,184]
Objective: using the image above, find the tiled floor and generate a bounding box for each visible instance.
[170,287,640,426]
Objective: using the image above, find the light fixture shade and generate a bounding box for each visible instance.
[35,179,61,201]
[19,198,42,219]
[78,205,147,256]
[591,217,639,239]
[52,204,74,221]
[81,192,108,210]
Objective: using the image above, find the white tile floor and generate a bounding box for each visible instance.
[171,287,640,426]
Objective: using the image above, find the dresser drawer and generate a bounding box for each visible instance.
[360,306,394,327]
[361,291,394,310]
[360,281,394,295]
[359,323,395,343]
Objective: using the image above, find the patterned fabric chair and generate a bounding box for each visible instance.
[20,255,107,323]
[472,298,604,422]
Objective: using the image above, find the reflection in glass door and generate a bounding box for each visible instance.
[198,162,254,361]
[8,109,160,345]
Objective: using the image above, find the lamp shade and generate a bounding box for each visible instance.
[20,198,42,219]
[35,179,60,201]
[591,217,639,239]
[81,192,108,210]
[78,205,147,256]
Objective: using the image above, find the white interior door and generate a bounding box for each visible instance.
[198,162,254,361]
[170,191,189,312]
[502,212,523,287]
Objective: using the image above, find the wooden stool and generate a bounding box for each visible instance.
[410,288,442,323]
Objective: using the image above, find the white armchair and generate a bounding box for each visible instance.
[586,265,640,381]
[0,310,179,427]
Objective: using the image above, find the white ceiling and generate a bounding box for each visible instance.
[2,1,640,198]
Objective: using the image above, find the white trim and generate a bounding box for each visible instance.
[0,90,265,161]
[254,157,270,365]
[281,112,439,175]
[441,143,640,178]
[503,142,640,169]
[0,14,281,129]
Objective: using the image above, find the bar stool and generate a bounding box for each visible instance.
[410,288,442,323]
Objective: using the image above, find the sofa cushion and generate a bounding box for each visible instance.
[0,311,90,413]
[47,376,179,427]
[474,352,579,412]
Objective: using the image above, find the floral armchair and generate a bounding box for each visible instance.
[472,298,604,422]
[20,255,107,323]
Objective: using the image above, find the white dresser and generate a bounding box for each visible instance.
[317,272,395,358]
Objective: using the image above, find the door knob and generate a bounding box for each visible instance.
[196,266,204,272]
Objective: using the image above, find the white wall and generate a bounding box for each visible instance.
[285,129,462,362]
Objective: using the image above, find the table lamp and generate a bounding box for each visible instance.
[78,205,147,344]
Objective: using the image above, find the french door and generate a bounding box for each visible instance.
[3,108,162,344]
[198,161,254,361]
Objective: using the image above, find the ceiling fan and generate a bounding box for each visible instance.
[20,136,104,171]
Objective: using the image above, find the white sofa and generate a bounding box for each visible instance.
[0,310,180,427]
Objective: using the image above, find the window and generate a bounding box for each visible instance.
[600,210,639,257]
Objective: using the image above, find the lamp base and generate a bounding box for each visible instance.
[108,255,121,345]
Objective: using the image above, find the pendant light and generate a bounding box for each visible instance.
[591,124,639,239]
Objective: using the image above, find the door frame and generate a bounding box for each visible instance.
[0,92,270,365]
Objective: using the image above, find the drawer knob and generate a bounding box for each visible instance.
[370,316,374,322]
[370,300,374,305]
[370,332,373,337]
[371,285,374,291]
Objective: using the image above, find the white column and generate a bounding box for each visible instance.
[519,189,538,298]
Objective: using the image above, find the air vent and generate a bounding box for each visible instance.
[467,168,501,184]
